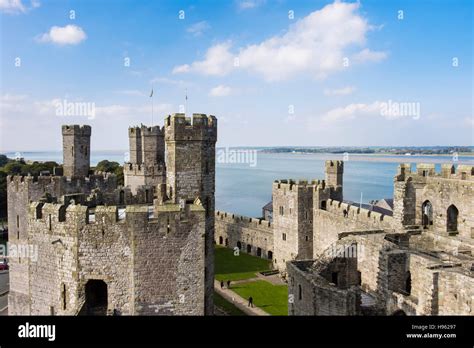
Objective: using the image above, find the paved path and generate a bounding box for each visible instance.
[0,293,7,315]
[256,273,286,285]
[0,271,9,315]
[214,280,269,316]
[0,271,9,295]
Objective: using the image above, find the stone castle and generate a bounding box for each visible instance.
[215,161,474,315]
[7,113,217,315]
[7,111,473,316]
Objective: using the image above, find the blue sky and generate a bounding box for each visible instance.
[0,0,472,151]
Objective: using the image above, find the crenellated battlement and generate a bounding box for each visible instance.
[323,199,394,228]
[29,201,205,229]
[325,160,344,171]
[396,163,474,182]
[273,179,319,191]
[61,124,91,136]
[215,211,272,230]
[7,173,117,192]
[129,125,163,137]
[123,162,166,174]
[164,113,217,142]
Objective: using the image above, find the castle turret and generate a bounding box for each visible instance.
[62,125,91,178]
[164,113,217,315]
[272,180,315,273]
[325,160,343,201]
[141,125,165,165]
[128,127,143,164]
[124,125,166,195]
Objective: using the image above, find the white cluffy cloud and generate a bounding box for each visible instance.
[209,85,232,97]
[187,21,211,37]
[237,0,265,10]
[0,0,39,14]
[321,101,383,125]
[311,99,422,130]
[37,25,87,45]
[173,42,234,76]
[173,1,387,81]
[324,86,356,96]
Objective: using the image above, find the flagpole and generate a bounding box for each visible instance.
[151,85,154,126]
[185,88,187,116]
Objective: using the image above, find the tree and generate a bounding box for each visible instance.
[95,160,124,186]
[0,155,9,167]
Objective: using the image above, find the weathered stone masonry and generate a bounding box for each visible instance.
[8,113,217,316]
[216,159,474,316]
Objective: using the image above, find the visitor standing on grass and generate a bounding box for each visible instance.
[248,296,253,308]
[220,281,224,289]
[227,280,231,289]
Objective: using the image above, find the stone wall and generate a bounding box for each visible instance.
[272,180,315,272]
[437,270,474,315]
[214,211,273,259]
[392,163,474,238]
[62,125,91,178]
[287,261,359,316]
[164,113,217,315]
[313,199,394,256]
[10,201,206,316]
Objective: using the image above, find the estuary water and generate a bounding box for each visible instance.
[4,151,473,218]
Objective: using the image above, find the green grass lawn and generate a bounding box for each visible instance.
[213,291,246,316]
[214,245,271,281]
[231,280,288,316]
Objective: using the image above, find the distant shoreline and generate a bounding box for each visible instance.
[2,150,473,166]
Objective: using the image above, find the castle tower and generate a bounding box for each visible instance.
[124,125,166,195]
[62,125,91,178]
[141,125,165,165]
[128,126,143,164]
[272,180,314,273]
[164,113,217,315]
[325,160,344,201]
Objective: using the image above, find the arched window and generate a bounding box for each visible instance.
[218,236,223,245]
[405,271,411,295]
[206,197,211,218]
[320,201,327,210]
[447,205,459,233]
[421,200,433,228]
[62,284,67,310]
[237,241,242,250]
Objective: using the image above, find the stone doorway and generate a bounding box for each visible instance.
[84,280,108,315]
[391,309,406,316]
[447,205,458,233]
[421,200,433,228]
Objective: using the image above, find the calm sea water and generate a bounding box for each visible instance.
[4,151,473,218]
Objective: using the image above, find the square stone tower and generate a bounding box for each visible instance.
[272,180,315,273]
[164,113,217,315]
[325,160,344,201]
[124,125,166,194]
[62,125,91,178]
